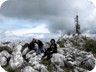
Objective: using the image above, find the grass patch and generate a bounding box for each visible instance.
[64,67,73,72]
[72,40,79,47]
[57,39,65,48]
[41,59,74,72]
[2,66,21,72]
[84,38,96,53]
[41,59,53,72]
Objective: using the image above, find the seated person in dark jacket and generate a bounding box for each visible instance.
[23,38,36,60]
[35,39,45,55]
[28,38,36,51]
[42,39,57,59]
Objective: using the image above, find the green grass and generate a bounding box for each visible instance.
[84,38,96,53]
[2,66,21,72]
[41,59,53,72]
[57,40,65,48]
[41,59,74,72]
[64,67,73,72]
[72,40,79,47]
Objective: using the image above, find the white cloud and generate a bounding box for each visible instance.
[0,0,7,7]
[5,24,50,36]
[90,0,96,7]
[88,0,96,22]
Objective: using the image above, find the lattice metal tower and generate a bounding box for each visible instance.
[75,15,80,36]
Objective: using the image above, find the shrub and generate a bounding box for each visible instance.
[71,40,79,47]
[84,37,96,53]
[57,39,65,48]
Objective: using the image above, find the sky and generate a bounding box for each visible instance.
[0,0,96,41]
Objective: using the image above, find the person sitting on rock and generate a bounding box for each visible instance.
[28,38,36,51]
[35,39,45,55]
[42,39,57,60]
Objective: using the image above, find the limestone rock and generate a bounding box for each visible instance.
[23,66,38,72]
[0,50,11,58]
[0,54,7,66]
[51,53,66,72]
[33,64,49,72]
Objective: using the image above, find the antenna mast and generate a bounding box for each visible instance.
[75,15,80,36]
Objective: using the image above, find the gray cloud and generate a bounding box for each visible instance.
[0,0,96,34]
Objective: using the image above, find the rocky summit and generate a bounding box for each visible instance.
[0,36,96,72]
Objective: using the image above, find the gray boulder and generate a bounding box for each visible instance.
[26,51,36,60]
[23,66,38,72]
[65,61,77,68]
[9,52,24,69]
[29,54,43,66]
[22,47,29,56]
[57,48,64,55]
[0,50,10,66]
[13,44,22,52]
[81,58,95,71]
[0,50,11,58]
[51,53,66,72]
[51,53,66,67]
[9,44,24,69]
[0,43,13,53]
[0,54,7,66]
[75,67,88,72]
[72,69,79,72]
[20,41,28,53]
[33,64,49,72]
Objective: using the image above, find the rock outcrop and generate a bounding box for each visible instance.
[9,44,24,69]
[0,38,95,72]
[22,66,38,72]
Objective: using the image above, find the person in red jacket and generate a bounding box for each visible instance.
[35,39,46,55]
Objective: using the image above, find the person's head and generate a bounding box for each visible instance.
[50,39,55,44]
[32,38,36,42]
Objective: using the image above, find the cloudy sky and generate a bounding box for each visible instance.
[0,0,96,41]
